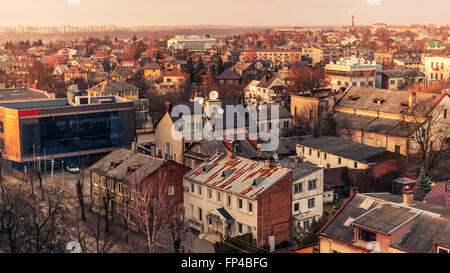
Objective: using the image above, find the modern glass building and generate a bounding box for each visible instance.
[0,96,135,171]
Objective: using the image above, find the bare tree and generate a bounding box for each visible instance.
[76,170,86,222]
[131,170,180,253]
[408,103,450,175]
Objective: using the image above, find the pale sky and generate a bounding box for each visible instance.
[0,0,448,26]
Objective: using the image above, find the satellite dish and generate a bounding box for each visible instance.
[209,90,219,100]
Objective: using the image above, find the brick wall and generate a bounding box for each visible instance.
[257,172,292,246]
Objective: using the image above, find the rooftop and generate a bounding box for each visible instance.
[184,153,292,199]
[0,87,53,102]
[296,136,402,164]
[276,158,322,181]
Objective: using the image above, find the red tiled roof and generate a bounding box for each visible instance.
[424,183,450,208]
[216,69,241,80]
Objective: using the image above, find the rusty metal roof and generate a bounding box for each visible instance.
[184,153,292,200]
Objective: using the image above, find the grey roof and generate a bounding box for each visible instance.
[276,158,322,181]
[382,69,425,78]
[352,203,419,234]
[320,193,450,253]
[201,140,228,156]
[89,149,168,184]
[0,88,52,102]
[256,104,292,120]
[336,86,436,115]
[333,112,416,137]
[296,136,402,164]
[0,99,69,110]
[142,62,162,70]
[88,80,139,94]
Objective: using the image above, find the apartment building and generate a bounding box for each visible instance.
[381,69,425,90]
[245,75,287,106]
[89,149,190,229]
[240,49,301,66]
[423,56,450,83]
[167,35,217,51]
[325,57,382,91]
[183,152,292,246]
[276,158,324,232]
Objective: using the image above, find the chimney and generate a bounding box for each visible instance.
[408,92,416,111]
[264,160,273,169]
[403,185,414,205]
[349,187,358,196]
[226,151,235,159]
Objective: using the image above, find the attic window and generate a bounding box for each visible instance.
[222,169,234,178]
[349,95,360,100]
[373,98,385,104]
[253,178,265,187]
[400,101,409,107]
[203,164,214,172]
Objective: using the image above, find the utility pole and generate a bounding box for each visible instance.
[62,160,64,183]
[51,159,54,181]
[44,148,47,174]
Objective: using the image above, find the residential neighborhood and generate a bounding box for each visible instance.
[0,1,448,261]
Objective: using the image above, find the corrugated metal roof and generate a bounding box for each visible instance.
[89,149,167,184]
[184,153,292,199]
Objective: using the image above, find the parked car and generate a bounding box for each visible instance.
[65,163,80,174]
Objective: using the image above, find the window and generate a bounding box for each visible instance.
[168,186,175,196]
[208,188,212,199]
[395,145,401,154]
[338,157,342,164]
[0,121,3,133]
[248,226,252,233]
[198,185,202,195]
[93,174,99,186]
[354,162,358,168]
[317,151,320,158]
[294,203,299,211]
[191,183,195,193]
[294,183,303,194]
[309,149,312,155]
[390,80,395,85]
[248,202,253,212]
[324,153,327,160]
[227,195,231,207]
[198,208,203,221]
[308,198,315,208]
[217,191,221,202]
[444,109,447,119]
[238,223,243,233]
[101,177,107,189]
[284,121,289,129]
[209,217,213,225]
[308,179,317,191]
[118,183,124,195]
[303,220,310,229]
[359,228,377,242]
[238,198,243,209]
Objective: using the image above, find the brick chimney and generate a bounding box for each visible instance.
[403,185,414,205]
[349,187,358,196]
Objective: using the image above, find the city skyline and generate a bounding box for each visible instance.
[0,0,448,27]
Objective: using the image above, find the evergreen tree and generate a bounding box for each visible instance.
[132,35,138,42]
[184,57,195,83]
[414,168,432,201]
[216,56,225,77]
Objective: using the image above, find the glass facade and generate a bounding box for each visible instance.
[22,111,123,156]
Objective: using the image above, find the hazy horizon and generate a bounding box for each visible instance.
[0,0,448,27]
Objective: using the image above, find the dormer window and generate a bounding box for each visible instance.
[400,101,408,107]
[358,228,377,242]
[203,164,214,172]
[222,169,234,178]
[373,98,385,104]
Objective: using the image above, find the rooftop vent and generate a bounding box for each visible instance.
[203,164,214,172]
[373,98,385,104]
[253,177,265,187]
